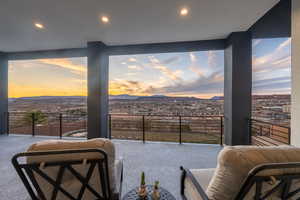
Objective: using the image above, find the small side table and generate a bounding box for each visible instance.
[122,185,176,200]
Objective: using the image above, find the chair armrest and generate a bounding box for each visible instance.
[180,166,210,200]
[112,158,124,200]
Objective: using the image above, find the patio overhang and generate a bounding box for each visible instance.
[0,0,295,145]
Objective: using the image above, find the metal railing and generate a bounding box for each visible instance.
[6,112,87,138]
[249,119,290,146]
[8,111,291,146]
[6,112,224,145]
[109,114,223,145]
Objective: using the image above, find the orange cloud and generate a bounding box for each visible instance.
[148,55,183,81]
[109,79,150,96]
[39,58,87,75]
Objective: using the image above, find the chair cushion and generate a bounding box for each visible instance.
[206,145,300,200]
[184,169,215,200]
[26,139,117,199]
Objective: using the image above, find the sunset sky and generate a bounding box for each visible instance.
[8,37,291,98]
[9,57,87,98]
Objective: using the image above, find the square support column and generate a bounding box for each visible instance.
[0,52,8,134]
[87,42,109,139]
[291,0,300,146]
[224,32,252,145]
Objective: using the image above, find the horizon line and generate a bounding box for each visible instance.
[9,93,291,99]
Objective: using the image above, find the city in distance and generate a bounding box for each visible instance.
[7,93,290,144]
[9,94,290,125]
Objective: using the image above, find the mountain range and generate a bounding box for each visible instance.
[9,95,224,101]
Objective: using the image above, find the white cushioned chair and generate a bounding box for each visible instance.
[12,138,123,200]
[181,146,300,200]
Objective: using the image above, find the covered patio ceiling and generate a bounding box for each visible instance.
[0,0,279,52]
[0,0,291,145]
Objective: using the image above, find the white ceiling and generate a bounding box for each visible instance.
[0,0,279,52]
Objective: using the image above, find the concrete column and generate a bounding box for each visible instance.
[224,32,252,145]
[0,52,8,134]
[87,42,109,139]
[291,0,300,146]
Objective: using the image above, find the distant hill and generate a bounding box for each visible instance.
[9,95,227,101]
[210,96,224,100]
[109,94,202,101]
[109,95,226,101]
[136,96,200,101]
[109,94,140,100]
[9,96,86,101]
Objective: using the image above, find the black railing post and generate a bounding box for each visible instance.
[32,113,35,136]
[179,116,182,144]
[6,112,9,135]
[109,114,112,139]
[249,119,252,145]
[260,125,263,136]
[59,113,62,139]
[288,127,291,145]
[220,116,223,146]
[142,115,145,143]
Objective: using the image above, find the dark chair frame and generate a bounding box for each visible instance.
[181,162,300,200]
[12,148,123,200]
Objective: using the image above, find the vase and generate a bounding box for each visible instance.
[138,185,147,199]
[152,188,160,200]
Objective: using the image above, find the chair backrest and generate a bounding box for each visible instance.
[236,162,300,200]
[206,146,300,200]
[12,148,112,200]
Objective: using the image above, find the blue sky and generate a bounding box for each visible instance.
[8,37,291,98]
[109,51,224,98]
[252,37,291,95]
[109,37,291,98]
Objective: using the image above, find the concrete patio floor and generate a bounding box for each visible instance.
[0,134,222,199]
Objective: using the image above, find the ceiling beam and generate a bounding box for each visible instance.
[7,48,87,60]
[107,39,226,55]
[5,39,226,60]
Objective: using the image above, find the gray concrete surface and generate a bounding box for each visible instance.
[0,135,222,199]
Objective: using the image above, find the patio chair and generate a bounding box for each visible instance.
[12,138,123,200]
[180,146,300,200]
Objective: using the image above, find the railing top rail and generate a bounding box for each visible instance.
[109,114,223,118]
[250,118,290,130]
[7,111,223,118]
[7,111,86,115]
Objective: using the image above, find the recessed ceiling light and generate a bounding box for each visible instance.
[180,8,189,16]
[101,16,110,23]
[34,23,44,29]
